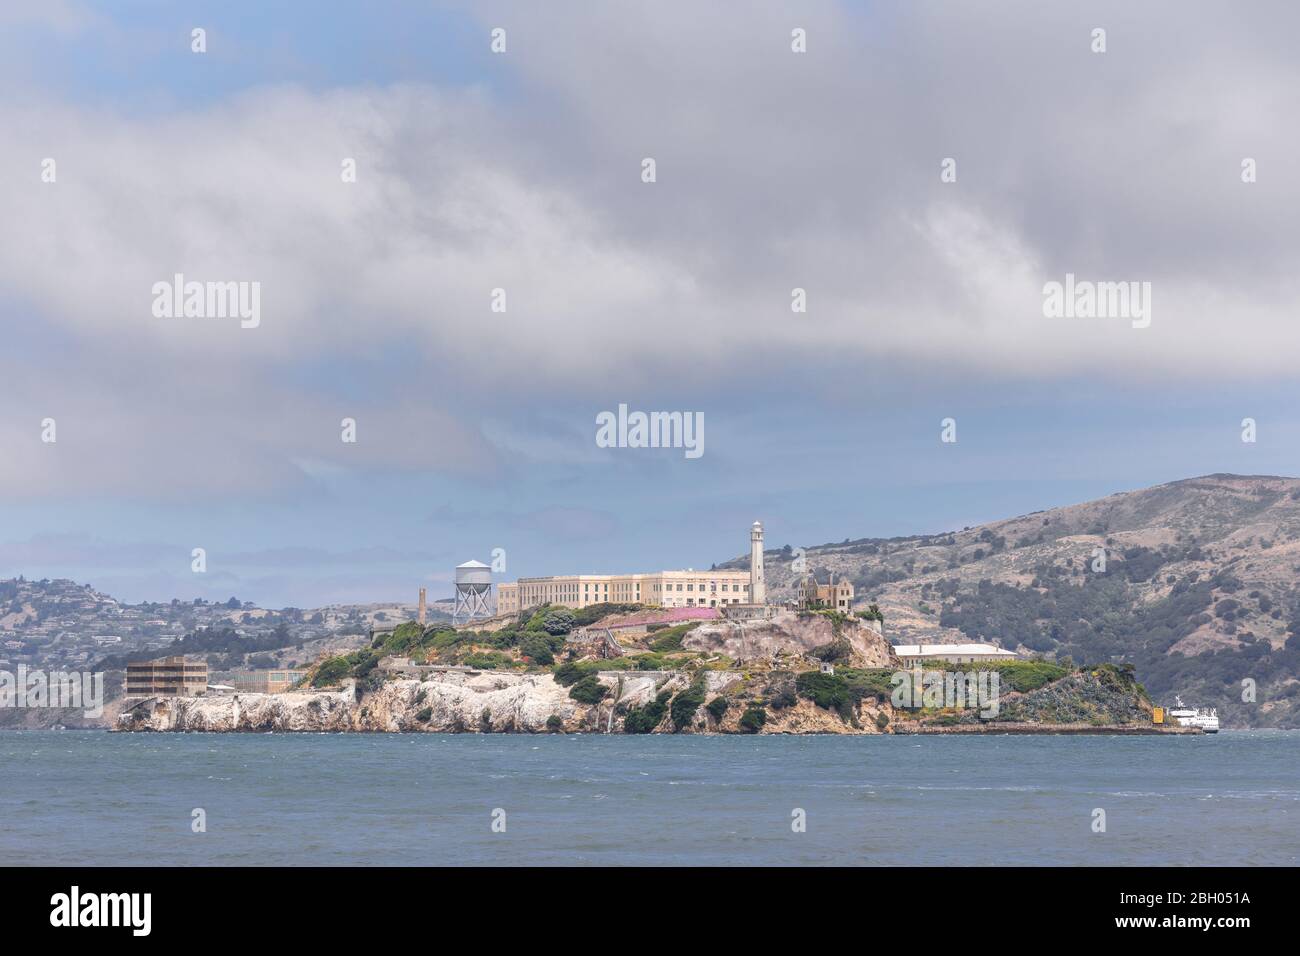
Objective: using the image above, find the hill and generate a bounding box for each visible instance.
[718,474,1300,728]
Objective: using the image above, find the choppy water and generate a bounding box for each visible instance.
[1,730,1296,865]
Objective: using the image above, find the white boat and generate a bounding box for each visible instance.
[1167,696,1219,733]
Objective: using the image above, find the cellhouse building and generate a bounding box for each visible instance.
[496,521,768,614]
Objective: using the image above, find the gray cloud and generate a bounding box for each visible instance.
[2,0,1298,505]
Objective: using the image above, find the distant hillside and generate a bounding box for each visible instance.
[718,475,1300,728]
[0,575,446,678]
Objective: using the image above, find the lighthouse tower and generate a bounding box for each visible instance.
[749,520,766,605]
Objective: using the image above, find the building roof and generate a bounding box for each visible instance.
[892,643,1018,658]
[457,560,490,569]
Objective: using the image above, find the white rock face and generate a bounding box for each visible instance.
[599,671,687,709]
[685,610,898,668]
[367,672,581,733]
[118,688,357,732]
[118,672,588,734]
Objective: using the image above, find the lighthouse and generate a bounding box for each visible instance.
[750,520,766,605]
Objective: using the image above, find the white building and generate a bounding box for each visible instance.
[497,569,753,614]
[892,642,1018,665]
[497,520,769,615]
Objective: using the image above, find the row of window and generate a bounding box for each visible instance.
[656,582,749,592]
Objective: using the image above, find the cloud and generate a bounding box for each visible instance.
[1,0,1299,508]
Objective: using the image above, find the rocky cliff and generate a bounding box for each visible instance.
[116,664,893,734]
[684,609,895,667]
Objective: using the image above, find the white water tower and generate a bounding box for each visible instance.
[453,560,493,623]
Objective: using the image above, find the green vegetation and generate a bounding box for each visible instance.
[623,690,671,733]
[311,655,353,687]
[462,651,519,670]
[648,623,696,653]
[706,696,729,721]
[570,602,644,627]
[552,660,593,686]
[567,673,609,705]
[792,667,901,722]
[856,603,884,623]
[519,633,559,665]
[837,668,899,700]
[546,714,563,733]
[415,707,433,723]
[669,676,707,732]
[795,671,852,715]
[738,706,767,733]
[522,604,576,636]
[584,651,693,671]
[929,658,1070,693]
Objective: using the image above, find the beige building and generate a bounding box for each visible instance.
[125,656,208,697]
[892,643,1018,665]
[799,573,854,611]
[497,569,754,615]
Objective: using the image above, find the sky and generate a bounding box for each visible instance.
[2,1,1298,607]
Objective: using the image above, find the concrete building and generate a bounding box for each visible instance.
[495,521,774,615]
[211,669,307,694]
[892,643,1018,665]
[125,656,208,696]
[497,569,753,614]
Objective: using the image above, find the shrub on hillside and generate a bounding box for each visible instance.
[520,633,560,665]
[541,609,576,635]
[649,623,695,653]
[571,603,644,628]
[795,671,851,712]
[552,661,595,686]
[670,677,707,732]
[568,674,609,705]
[312,656,351,687]
[738,706,767,733]
[623,690,671,733]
